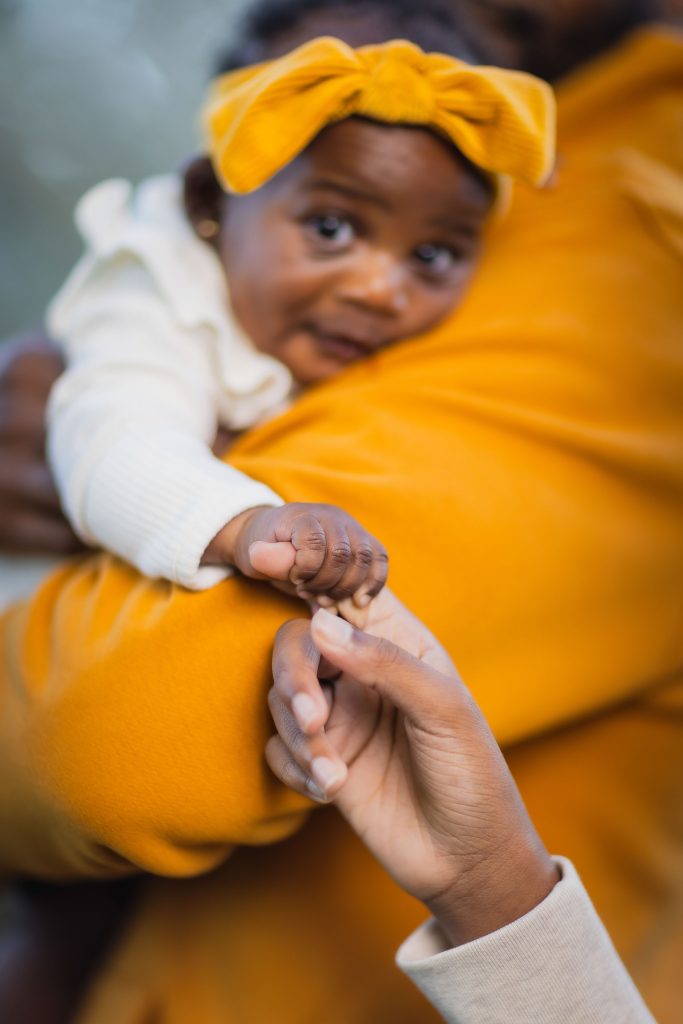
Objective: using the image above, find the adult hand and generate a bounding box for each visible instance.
[0,334,81,554]
[266,590,558,946]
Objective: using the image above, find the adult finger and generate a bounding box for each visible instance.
[0,334,63,386]
[267,688,347,796]
[0,394,50,450]
[0,458,62,511]
[310,609,462,727]
[0,507,82,554]
[272,619,330,736]
[264,734,329,803]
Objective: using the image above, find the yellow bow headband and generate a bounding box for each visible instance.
[203,36,556,196]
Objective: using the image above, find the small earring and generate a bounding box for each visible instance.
[197,218,219,239]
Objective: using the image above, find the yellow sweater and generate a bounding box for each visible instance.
[1,25,681,1023]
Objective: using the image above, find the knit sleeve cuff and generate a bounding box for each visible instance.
[396,856,655,1024]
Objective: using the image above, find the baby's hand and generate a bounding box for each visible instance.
[212,503,388,607]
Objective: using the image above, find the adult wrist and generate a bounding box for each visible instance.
[427,837,560,948]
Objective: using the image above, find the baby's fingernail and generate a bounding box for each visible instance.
[354,592,372,608]
[311,756,345,793]
[316,595,335,608]
[292,692,319,732]
[313,610,353,647]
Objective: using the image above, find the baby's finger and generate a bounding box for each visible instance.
[248,540,297,580]
[328,528,382,603]
[286,513,327,585]
[293,517,351,597]
[352,543,389,607]
[268,688,347,796]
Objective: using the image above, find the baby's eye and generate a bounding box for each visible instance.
[413,243,460,276]
[306,214,355,249]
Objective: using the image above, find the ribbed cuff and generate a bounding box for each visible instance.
[397,857,655,1024]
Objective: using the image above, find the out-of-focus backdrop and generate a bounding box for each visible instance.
[0,0,248,336]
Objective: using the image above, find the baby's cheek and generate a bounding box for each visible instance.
[273,332,336,385]
[409,280,471,336]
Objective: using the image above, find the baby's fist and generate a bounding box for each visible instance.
[229,503,388,606]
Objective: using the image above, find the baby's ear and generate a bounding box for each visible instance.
[182,155,225,241]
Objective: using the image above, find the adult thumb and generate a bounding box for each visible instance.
[310,609,459,724]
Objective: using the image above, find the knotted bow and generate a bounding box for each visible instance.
[203,36,556,195]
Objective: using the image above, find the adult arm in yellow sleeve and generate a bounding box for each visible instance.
[1,27,682,884]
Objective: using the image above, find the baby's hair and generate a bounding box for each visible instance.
[215,0,482,75]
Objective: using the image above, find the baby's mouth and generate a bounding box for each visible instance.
[308,324,383,363]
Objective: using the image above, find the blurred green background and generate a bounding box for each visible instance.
[0,0,248,336]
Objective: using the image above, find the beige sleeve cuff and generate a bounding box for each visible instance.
[397,857,655,1024]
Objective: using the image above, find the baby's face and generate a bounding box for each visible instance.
[219,118,492,384]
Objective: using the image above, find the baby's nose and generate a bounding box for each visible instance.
[339,252,409,316]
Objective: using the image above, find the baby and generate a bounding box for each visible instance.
[47,0,554,607]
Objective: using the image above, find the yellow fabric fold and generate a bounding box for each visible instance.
[203,36,556,194]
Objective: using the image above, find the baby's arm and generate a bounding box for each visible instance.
[49,271,387,602]
[48,251,285,590]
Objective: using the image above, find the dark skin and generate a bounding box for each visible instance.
[0,336,80,554]
[215,120,489,385]
[194,117,491,603]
